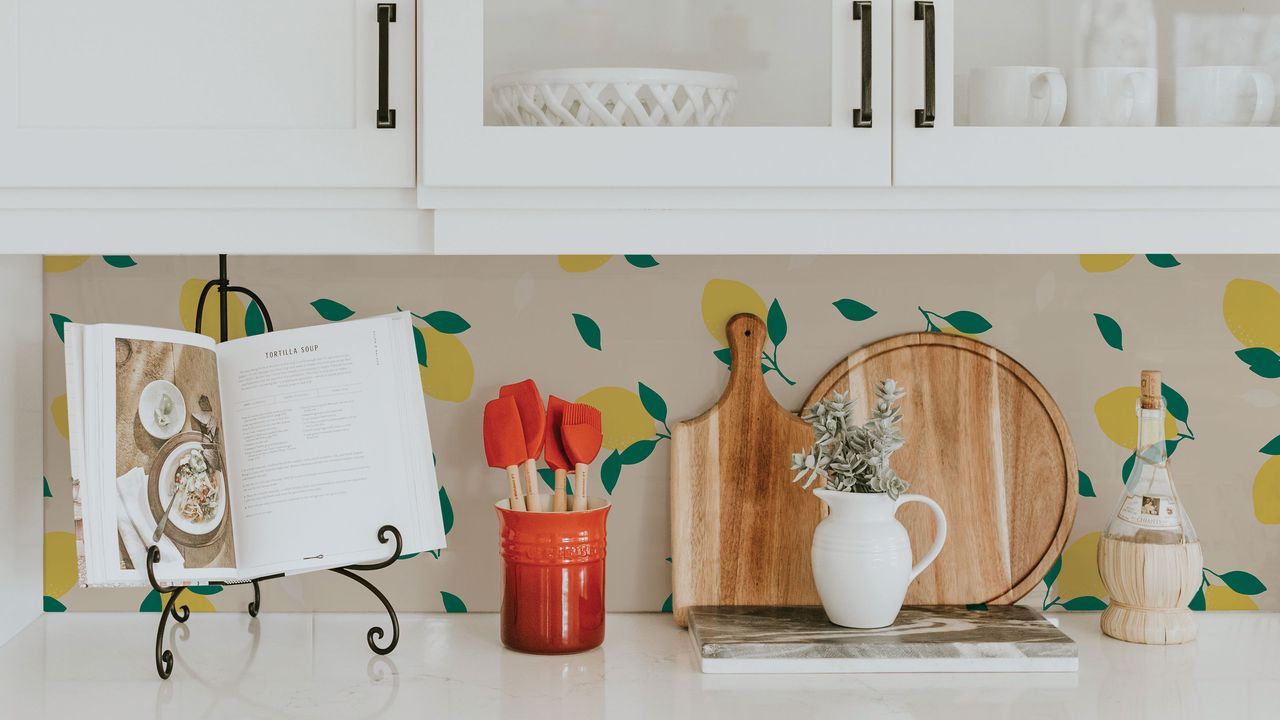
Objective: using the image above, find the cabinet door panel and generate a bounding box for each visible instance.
[893,0,1280,187]
[0,0,414,187]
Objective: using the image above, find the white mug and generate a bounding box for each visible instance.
[1176,66,1276,127]
[1067,67,1157,126]
[969,66,1067,127]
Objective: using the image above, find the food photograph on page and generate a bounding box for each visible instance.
[113,338,234,571]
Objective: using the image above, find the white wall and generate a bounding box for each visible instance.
[0,256,42,646]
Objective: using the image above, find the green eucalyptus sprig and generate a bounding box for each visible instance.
[791,379,909,500]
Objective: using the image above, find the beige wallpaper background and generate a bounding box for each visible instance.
[42,254,1279,614]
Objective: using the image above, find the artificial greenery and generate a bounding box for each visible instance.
[791,379,909,499]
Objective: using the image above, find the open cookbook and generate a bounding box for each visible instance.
[63,312,444,586]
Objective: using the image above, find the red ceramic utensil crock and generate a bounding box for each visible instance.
[496,497,610,654]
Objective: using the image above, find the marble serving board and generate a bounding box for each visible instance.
[688,605,1078,674]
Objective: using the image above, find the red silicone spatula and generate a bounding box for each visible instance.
[500,379,546,512]
[544,396,571,512]
[562,403,602,512]
[484,396,527,511]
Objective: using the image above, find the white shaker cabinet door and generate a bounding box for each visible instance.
[0,0,414,187]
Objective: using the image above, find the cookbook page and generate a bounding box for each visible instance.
[216,313,439,577]
[77,324,236,586]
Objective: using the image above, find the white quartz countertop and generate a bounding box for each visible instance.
[2,612,1277,719]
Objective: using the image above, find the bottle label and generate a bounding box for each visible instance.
[1117,494,1180,529]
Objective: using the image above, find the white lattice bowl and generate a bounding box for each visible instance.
[491,68,738,127]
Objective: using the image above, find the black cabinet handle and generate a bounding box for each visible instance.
[914,1,936,128]
[851,1,873,128]
[376,3,397,129]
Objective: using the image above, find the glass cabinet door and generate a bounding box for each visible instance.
[893,0,1280,186]
[421,0,891,194]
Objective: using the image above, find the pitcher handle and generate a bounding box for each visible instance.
[896,494,948,581]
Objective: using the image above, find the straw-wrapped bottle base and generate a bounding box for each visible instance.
[1098,536,1202,645]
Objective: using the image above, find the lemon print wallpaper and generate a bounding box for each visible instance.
[42,255,1278,613]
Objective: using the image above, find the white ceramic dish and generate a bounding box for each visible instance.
[156,440,226,537]
[490,68,738,127]
[138,380,186,440]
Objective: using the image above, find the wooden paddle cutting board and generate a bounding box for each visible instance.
[804,333,1077,606]
[670,314,825,626]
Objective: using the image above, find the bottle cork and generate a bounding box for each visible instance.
[1140,370,1162,409]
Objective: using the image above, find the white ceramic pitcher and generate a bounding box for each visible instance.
[811,489,947,629]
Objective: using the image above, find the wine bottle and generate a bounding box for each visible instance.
[1098,370,1202,645]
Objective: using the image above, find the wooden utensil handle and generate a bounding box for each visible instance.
[553,468,568,512]
[506,465,524,511]
[522,458,542,511]
[572,463,589,511]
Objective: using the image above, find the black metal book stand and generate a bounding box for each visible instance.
[146,254,402,679]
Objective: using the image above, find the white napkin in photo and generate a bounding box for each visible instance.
[115,467,183,572]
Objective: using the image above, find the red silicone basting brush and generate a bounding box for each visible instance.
[483,396,527,511]
[562,403,602,512]
[500,379,546,511]
[544,396,571,512]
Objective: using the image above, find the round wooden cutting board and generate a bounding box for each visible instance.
[803,333,1077,605]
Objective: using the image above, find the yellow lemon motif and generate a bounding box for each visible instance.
[940,327,977,339]
[1253,456,1280,524]
[1204,585,1259,611]
[1223,278,1280,352]
[43,256,91,273]
[1079,255,1135,273]
[1094,387,1179,450]
[418,327,473,403]
[1057,531,1106,600]
[160,591,216,613]
[178,278,247,341]
[44,531,78,598]
[51,395,68,440]
[701,279,769,345]
[558,255,612,273]
[575,386,656,452]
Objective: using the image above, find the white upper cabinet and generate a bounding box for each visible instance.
[420,0,892,195]
[0,0,414,187]
[894,0,1280,187]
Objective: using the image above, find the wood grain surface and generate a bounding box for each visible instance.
[804,333,1077,606]
[670,314,825,626]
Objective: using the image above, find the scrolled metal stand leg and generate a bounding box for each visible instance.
[248,579,262,617]
[329,525,403,655]
[148,545,192,679]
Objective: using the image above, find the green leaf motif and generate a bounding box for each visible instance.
[43,476,52,498]
[1166,438,1182,458]
[139,590,161,612]
[572,313,602,351]
[311,298,355,321]
[766,299,787,345]
[600,451,623,494]
[661,595,673,613]
[50,313,71,342]
[399,552,420,560]
[1146,254,1181,269]
[965,603,988,612]
[245,300,266,337]
[713,347,733,367]
[1121,453,1136,485]
[1077,471,1095,498]
[413,326,427,367]
[1261,435,1280,456]
[1189,585,1206,611]
[1237,347,1280,379]
[1093,313,1123,351]
[538,468,556,492]
[440,591,468,613]
[624,255,659,269]
[188,585,223,596]
[422,311,471,335]
[619,439,657,465]
[1218,570,1268,596]
[638,382,668,423]
[1060,596,1108,611]
[833,298,878,322]
[44,596,67,612]
[439,486,454,535]
[942,310,993,335]
[1044,555,1063,590]
[102,255,137,268]
[1162,384,1190,424]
